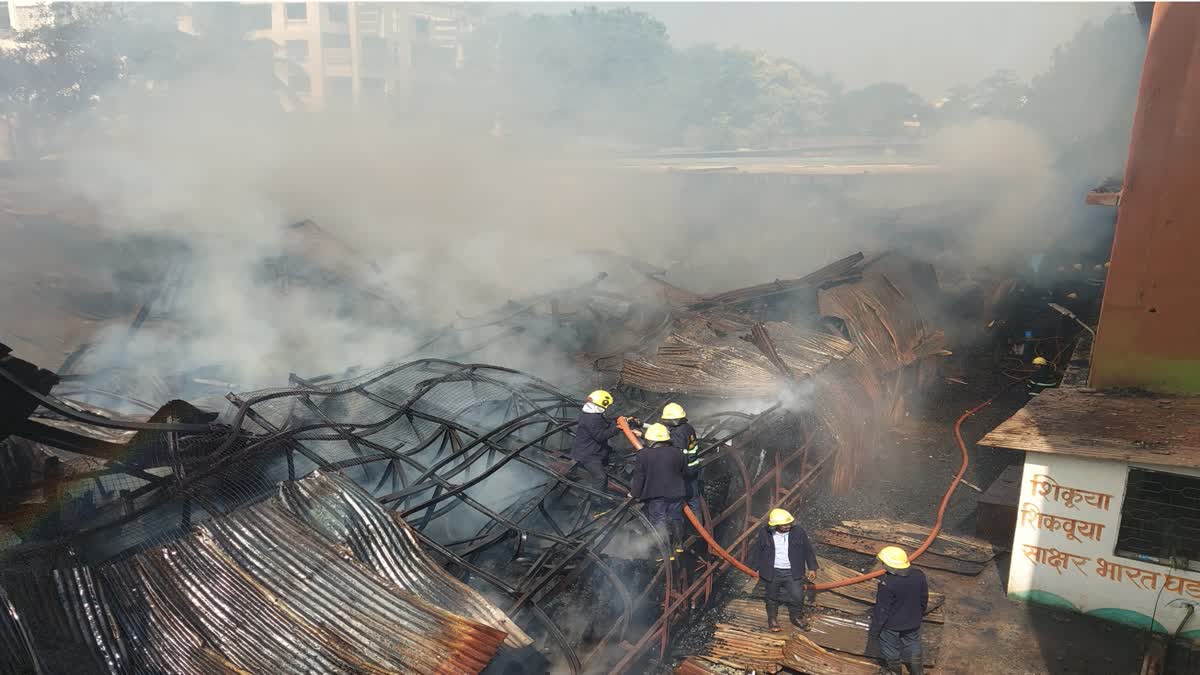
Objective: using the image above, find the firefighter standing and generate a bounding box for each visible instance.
[662,402,700,552]
[748,508,818,632]
[630,423,687,561]
[869,546,928,675]
[1028,356,1059,396]
[570,390,638,503]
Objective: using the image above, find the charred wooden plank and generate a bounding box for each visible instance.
[833,518,1003,562]
[815,530,987,575]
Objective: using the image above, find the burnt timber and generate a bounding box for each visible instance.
[0,247,950,674]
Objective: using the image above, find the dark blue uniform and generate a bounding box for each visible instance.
[869,569,929,674]
[630,443,686,500]
[1028,363,1058,395]
[571,411,620,493]
[666,420,700,514]
[748,526,819,627]
[631,441,686,556]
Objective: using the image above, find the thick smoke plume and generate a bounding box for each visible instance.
[0,5,1147,400]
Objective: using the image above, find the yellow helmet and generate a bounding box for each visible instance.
[878,546,911,570]
[644,423,671,443]
[1032,356,1049,366]
[587,390,613,409]
[661,402,686,420]
[1066,292,1078,300]
[767,508,794,527]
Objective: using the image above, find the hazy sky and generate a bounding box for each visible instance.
[503,3,1123,98]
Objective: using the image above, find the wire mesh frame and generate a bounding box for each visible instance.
[4,358,814,674]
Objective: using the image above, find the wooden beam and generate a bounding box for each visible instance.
[1086,189,1122,206]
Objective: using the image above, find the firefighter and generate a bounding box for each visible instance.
[630,423,686,561]
[570,390,639,509]
[1028,356,1059,396]
[869,546,928,675]
[748,508,818,632]
[661,402,700,553]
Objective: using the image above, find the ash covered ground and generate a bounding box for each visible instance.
[664,354,1149,675]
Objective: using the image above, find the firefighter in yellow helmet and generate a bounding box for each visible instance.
[661,402,700,553]
[869,546,928,675]
[570,390,639,503]
[747,508,818,632]
[630,423,687,561]
[1028,356,1059,396]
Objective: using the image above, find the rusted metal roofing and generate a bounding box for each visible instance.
[0,472,512,674]
[674,655,754,674]
[278,471,533,648]
[703,598,941,670]
[619,317,857,398]
[687,252,865,311]
[818,253,946,374]
[782,633,878,675]
[808,345,882,491]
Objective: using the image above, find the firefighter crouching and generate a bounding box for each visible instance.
[748,508,818,632]
[661,402,700,553]
[630,423,687,561]
[570,390,640,516]
[1027,356,1059,396]
[869,546,929,675]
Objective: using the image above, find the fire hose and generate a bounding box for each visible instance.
[617,394,996,590]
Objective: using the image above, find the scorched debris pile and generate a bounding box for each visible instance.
[0,246,949,674]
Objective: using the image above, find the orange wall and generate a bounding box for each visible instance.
[1091,2,1200,393]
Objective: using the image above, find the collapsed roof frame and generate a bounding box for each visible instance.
[1,249,947,672]
[2,355,826,674]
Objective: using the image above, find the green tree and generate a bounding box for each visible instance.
[0,4,292,156]
[489,7,672,143]
[1024,9,1144,168]
[741,56,841,146]
[663,44,760,148]
[835,82,929,137]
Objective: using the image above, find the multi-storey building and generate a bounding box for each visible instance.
[180,2,472,110]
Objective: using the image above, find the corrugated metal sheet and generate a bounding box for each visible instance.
[673,655,754,675]
[706,598,941,668]
[278,471,533,648]
[688,252,865,310]
[818,255,946,375]
[0,583,46,674]
[782,633,878,675]
[1,473,513,674]
[619,316,857,398]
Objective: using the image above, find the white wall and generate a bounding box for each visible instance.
[1009,453,1200,638]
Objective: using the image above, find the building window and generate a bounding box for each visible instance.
[411,43,457,72]
[1115,467,1200,568]
[327,4,348,24]
[322,32,350,49]
[412,16,430,39]
[286,40,309,62]
[0,4,11,31]
[361,35,387,68]
[360,77,385,103]
[240,4,272,32]
[325,76,353,99]
[285,3,307,22]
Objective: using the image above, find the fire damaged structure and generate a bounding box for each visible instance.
[0,244,951,673]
